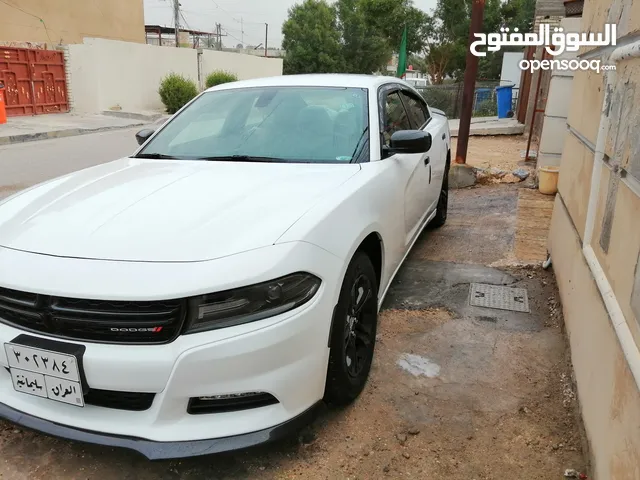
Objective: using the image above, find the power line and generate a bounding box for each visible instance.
[222,29,243,45]
[208,0,264,26]
[222,28,252,46]
[208,0,241,23]
[0,0,53,44]
[179,10,191,30]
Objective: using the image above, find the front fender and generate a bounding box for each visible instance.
[275,161,404,296]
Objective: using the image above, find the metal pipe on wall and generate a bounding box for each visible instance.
[581,38,640,390]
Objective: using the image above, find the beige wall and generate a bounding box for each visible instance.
[548,0,640,476]
[66,38,283,114]
[0,0,144,46]
[549,199,640,480]
[67,38,198,113]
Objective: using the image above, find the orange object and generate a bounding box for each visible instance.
[0,80,6,125]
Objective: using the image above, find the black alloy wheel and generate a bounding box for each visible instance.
[343,272,376,378]
[324,252,378,406]
[430,160,450,228]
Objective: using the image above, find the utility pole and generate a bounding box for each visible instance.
[241,17,244,46]
[217,23,222,50]
[455,0,485,164]
[264,23,268,57]
[173,0,180,47]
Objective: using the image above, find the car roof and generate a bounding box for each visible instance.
[204,73,413,92]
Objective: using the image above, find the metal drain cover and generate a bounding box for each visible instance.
[469,283,530,313]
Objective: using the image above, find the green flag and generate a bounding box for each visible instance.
[396,25,408,78]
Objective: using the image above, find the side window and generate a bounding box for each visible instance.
[401,91,431,129]
[382,91,412,146]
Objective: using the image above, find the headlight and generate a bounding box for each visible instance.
[185,272,321,333]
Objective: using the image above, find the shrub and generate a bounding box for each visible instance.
[473,99,497,117]
[158,73,198,114]
[418,86,461,119]
[205,70,238,89]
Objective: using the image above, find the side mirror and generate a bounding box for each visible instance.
[135,128,155,146]
[389,130,432,155]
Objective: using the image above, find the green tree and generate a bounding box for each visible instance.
[282,0,433,76]
[282,0,344,74]
[423,0,504,82]
[337,0,391,74]
[359,0,428,56]
[501,0,536,34]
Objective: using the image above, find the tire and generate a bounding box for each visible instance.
[430,159,450,228]
[324,252,379,406]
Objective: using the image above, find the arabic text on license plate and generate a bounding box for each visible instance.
[4,343,84,407]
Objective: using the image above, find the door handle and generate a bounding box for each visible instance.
[424,156,430,165]
[441,133,446,140]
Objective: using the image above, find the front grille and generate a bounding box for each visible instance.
[84,389,156,411]
[0,287,185,344]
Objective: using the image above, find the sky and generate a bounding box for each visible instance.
[143,0,438,49]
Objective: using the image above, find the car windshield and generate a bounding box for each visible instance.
[136,86,370,163]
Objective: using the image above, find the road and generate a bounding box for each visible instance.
[0,127,141,200]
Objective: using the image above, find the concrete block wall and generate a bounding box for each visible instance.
[58,45,74,112]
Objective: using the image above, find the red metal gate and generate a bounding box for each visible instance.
[0,47,69,117]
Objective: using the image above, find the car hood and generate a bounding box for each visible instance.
[0,158,360,262]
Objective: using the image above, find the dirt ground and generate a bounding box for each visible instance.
[0,182,586,480]
[451,135,532,172]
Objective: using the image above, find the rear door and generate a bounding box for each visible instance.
[399,89,445,211]
[380,88,431,242]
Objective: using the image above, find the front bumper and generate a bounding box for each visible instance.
[0,400,323,460]
[0,242,344,454]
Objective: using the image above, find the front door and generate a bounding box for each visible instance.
[399,90,445,213]
[381,90,432,244]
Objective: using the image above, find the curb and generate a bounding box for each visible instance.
[450,126,525,137]
[0,123,147,147]
[101,110,166,122]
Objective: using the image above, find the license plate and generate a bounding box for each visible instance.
[4,341,85,407]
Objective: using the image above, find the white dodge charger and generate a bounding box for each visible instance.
[0,74,450,458]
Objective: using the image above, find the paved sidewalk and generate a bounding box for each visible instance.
[449,116,525,136]
[0,112,166,146]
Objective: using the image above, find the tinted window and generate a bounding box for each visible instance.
[137,86,369,163]
[382,91,412,146]
[401,91,430,128]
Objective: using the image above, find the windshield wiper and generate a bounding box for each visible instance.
[200,155,285,163]
[134,153,182,159]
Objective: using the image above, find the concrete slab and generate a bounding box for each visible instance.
[412,184,520,265]
[449,163,477,188]
[449,116,525,136]
[383,260,543,332]
[0,113,150,146]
